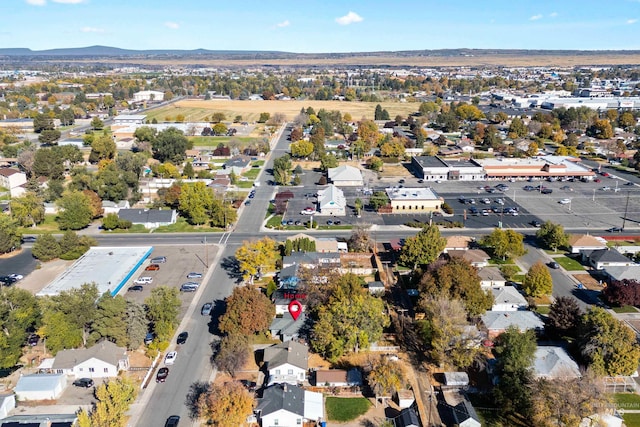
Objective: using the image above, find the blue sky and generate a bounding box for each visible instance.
[2,0,640,52]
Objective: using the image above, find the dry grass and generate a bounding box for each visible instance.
[146,99,420,123]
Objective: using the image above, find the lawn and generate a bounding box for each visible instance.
[553,256,585,271]
[624,413,640,427]
[614,393,640,409]
[189,136,258,147]
[612,305,638,314]
[265,215,283,228]
[105,224,148,234]
[154,217,222,233]
[18,214,62,234]
[325,397,371,422]
[544,249,568,255]
[242,168,260,179]
[536,305,551,315]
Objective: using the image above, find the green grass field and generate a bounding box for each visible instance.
[154,217,223,233]
[554,256,585,271]
[325,397,371,422]
[189,136,259,147]
[614,393,640,408]
[612,305,638,313]
[18,214,62,234]
[624,413,640,427]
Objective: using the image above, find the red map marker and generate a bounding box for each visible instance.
[288,300,302,321]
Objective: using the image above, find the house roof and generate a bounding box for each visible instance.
[14,373,65,392]
[588,248,633,264]
[568,234,607,248]
[224,156,250,168]
[490,286,528,307]
[445,235,472,250]
[478,267,505,282]
[604,265,640,281]
[316,368,362,385]
[0,167,22,178]
[52,341,126,369]
[447,249,490,264]
[117,208,175,224]
[533,346,581,379]
[328,165,363,182]
[395,407,420,427]
[256,383,305,417]
[482,311,544,332]
[264,340,308,371]
[452,399,481,427]
[318,184,346,210]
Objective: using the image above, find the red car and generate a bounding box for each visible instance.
[145,264,160,271]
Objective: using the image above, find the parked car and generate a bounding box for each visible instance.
[326,220,334,225]
[145,264,160,271]
[177,332,188,345]
[144,332,154,345]
[21,236,37,243]
[530,220,542,227]
[150,256,167,263]
[548,261,560,269]
[560,186,573,191]
[240,380,257,392]
[180,283,199,292]
[187,272,202,279]
[625,181,635,186]
[541,188,553,194]
[27,333,39,346]
[607,227,623,233]
[8,274,23,281]
[73,378,95,388]
[134,277,153,285]
[164,351,177,365]
[559,198,571,205]
[201,302,213,316]
[156,367,169,383]
[165,416,180,427]
[0,276,16,286]
[128,285,144,292]
[523,185,535,191]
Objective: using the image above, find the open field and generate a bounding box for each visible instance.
[136,99,419,123]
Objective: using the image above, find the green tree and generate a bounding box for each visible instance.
[523,261,553,297]
[10,191,47,227]
[57,191,93,230]
[368,190,389,210]
[196,381,254,427]
[89,133,117,163]
[320,153,339,171]
[374,104,384,120]
[151,127,189,163]
[183,161,195,178]
[125,300,147,350]
[90,293,128,347]
[366,156,384,171]
[213,334,250,377]
[31,233,61,261]
[0,213,20,255]
[33,148,65,179]
[38,129,61,145]
[508,117,528,138]
[546,296,582,339]
[290,140,314,158]
[179,182,214,225]
[90,116,104,130]
[258,112,270,123]
[92,162,129,202]
[399,224,446,269]
[33,113,54,133]
[145,286,181,341]
[272,154,292,186]
[589,119,613,139]
[133,126,156,143]
[218,286,275,336]
[536,221,569,252]
[480,228,526,260]
[0,287,41,368]
[212,123,228,135]
[579,307,640,376]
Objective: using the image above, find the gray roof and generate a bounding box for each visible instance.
[490,286,528,307]
[256,383,305,417]
[534,346,581,379]
[283,251,340,267]
[588,248,633,264]
[482,311,544,331]
[478,267,505,282]
[452,399,481,426]
[264,340,308,371]
[413,155,449,168]
[14,373,65,392]
[604,265,640,281]
[224,156,250,168]
[395,407,420,427]
[0,414,77,426]
[270,312,306,339]
[52,341,126,369]
[118,208,175,224]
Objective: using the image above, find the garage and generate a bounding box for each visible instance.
[14,373,66,401]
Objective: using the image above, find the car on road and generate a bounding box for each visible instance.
[601,186,611,191]
[27,333,39,346]
[164,351,177,365]
[177,332,188,345]
[541,188,553,194]
[201,302,213,316]
[134,277,153,285]
[625,181,635,186]
[165,416,180,427]
[417,179,424,183]
[128,285,144,292]
[150,256,167,263]
[496,198,504,205]
[145,264,160,271]
[606,227,623,232]
[560,186,573,191]
[548,261,560,269]
[530,220,541,227]
[248,193,255,199]
[559,198,571,205]
[73,378,94,388]
[245,200,251,205]
[9,274,23,281]
[300,207,315,215]
[594,178,601,183]
[156,367,169,383]
[21,236,37,243]
[187,272,202,279]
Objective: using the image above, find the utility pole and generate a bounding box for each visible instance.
[622,191,630,230]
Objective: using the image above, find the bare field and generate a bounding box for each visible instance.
[147,99,420,123]
[67,53,640,68]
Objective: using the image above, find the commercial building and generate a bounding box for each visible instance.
[411,156,484,181]
[384,187,444,214]
[475,156,595,180]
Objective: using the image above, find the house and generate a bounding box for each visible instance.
[482,311,545,339]
[222,156,251,175]
[583,248,635,270]
[316,237,340,253]
[0,394,15,419]
[490,286,528,311]
[0,414,78,427]
[263,341,309,385]
[367,281,385,295]
[117,208,177,229]
[384,187,444,214]
[277,263,301,289]
[269,312,306,342]
[444,235,473,253]
[452,399,482,427]
[207,176,230,194]
[132,90,164,102]
[394,407,420,427]
[314,368,362,387]
[443,372,470,387]
[272,290,306,315]
[479,267,506,288]
[447,249,490,268]
[317,184,346,216]
[0,168,27,197]
[282,251,341,269]
[327,165,364,186]
[14,373,66,400]
[102,200,130,215]
[568,234,607,254]
[395,389,415,409]
[603,265,640,283]
[255,383,324,427]
[50,341,129,379]
[533,346,581,379]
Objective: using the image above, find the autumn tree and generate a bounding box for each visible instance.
[398,224,446,269]
[508,117,528,138]
[546,296,582,339]
[480,228,526,261]
[589,119,613,139]
[272,154,292,185]
[536,221,569,252]
[357,119,380,146]
[77,377,138,427]
[367,356,406,399]
[290,140,313,158]
[82,189,104,219]
[522,261,553,297]
[213,334,250,377]
[290,127,303,142]
[579,307,640,376]
[234,237,278,281]
[196,381,254,427]
[218,286,274,336]
[145,286,181,342]
[348,225,373,253]
[10,192,45,227]
[603,279,640,307]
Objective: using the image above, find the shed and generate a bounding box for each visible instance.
[14,373,66,401]
[394,389,415,409]
[394,407,420,427]
[444,371,470,387]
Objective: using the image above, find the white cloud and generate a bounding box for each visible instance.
[52,0,87,3]
[275,20,290,28]
[165,22,180,30]
[627,18,638,24]
[549,12,558,18]
[81,26,104,33]
[335,11,363,25]
[25,0,46,5]
[530,14,543,21]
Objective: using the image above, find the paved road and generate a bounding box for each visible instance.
[0,245,37,277]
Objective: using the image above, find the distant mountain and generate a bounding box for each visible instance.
[0,45,289,57]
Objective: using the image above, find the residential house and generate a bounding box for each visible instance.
[102,200,130,215]
[0,414,78,427]
[583,248,636,270]
[533,346,581,379]
[0,167,27,197]
[255,383,324,427]
[384,187,444,214]
[314,369,362,387]
[117,208,177,229]
[316,237,340,253]
[0,394,15,419]
[452,399,482,427]
[367,281,385,295]
[490,286,528,311]
[603,265,640,283]
[50,341,129,379]
[479,267,506,288]
[222,156,251,176]
[277,264,301,289]
[317,184,346,216]
[482,311,545,339]
[443,372,470,387]
[14,373,66,401]
[395,390,415,409]
[282,252,341,269]
[327,165,364,186]
[394,407,420,427]
[568,234,607,254]
[269,312,306,342]
[443,235,472,253]
[272,290,306,315]
[263,341,308,386]
[447,249,490,268]
[207,176,231,195]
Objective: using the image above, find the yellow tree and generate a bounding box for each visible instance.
[197,381,254,427]
[235,237,278,280]
[78,377,138,427]
[367,356,406,399]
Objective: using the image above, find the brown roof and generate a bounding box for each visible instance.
[0,167,21,177]
[568,234,606,248]
[447,249,489,264]
[316,369,349,384]
[446,235,472,249]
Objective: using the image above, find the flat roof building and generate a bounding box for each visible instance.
[475,155,595,180]
[37,246,153,297]
[411,156,485,181]
[384,187,444,214]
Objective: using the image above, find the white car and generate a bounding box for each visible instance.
[9,274,23,281]
[300,209,316,215]
[559,198,571,205]
[134,277,153,285]
[164,351,177,365]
